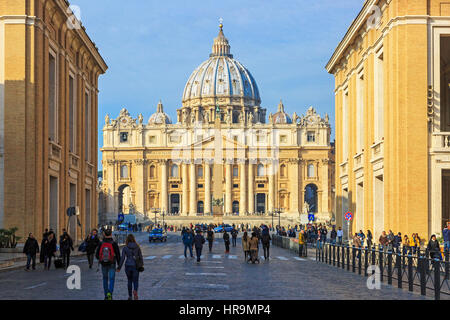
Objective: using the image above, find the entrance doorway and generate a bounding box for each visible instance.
[256,194,266,214]
[170,194,180,215]
[232,201,239,215]
[442,171,450,230]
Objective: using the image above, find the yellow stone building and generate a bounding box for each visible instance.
[101,25,334,226]
[0,0,107,241]
[326,0,450,240]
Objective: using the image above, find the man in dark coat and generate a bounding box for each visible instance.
[193,230,206,262]
[85,229,100,269]
[223,230,230,253]
[261,227,272,260]
[23,233,39,271]
[231,228,238,247]
[60,231,74,269]
[42,232,57,270]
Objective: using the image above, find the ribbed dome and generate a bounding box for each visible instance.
[182,24,261,107]
[272,100,292,124]
[149,101,172,125]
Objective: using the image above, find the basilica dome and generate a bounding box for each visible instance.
[272,100,292,124]
[182,24,261,108]
[149,100,172,125]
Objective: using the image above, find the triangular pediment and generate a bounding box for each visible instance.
[191,134,246,150]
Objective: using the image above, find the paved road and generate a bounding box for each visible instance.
[0,232,430,300]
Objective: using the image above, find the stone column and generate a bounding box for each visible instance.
[189,162,197,215]
[289,159,300,215]
[248,162,254,214]
[239,159,247,215]
[134,159,146,216]
[268,161,275,213]
[204,160,212,215]
[322,159,329,215]
[182,161,189,216]
[106,160,116,213]
[160,160,168,213]
[225,160,232,215]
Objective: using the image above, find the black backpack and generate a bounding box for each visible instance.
[131,247,144,272]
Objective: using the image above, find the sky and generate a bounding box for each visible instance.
[71,0,363,169]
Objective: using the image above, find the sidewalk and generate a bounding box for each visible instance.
[0,249,86,273]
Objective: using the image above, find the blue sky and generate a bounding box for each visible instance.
[71,0,363,169]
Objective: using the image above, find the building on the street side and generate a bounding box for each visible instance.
[0,0,107,242]
[101,24,334,226]
[326,0,450,240]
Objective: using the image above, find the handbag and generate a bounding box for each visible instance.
[78,241,87,253]
[54,256,64,269]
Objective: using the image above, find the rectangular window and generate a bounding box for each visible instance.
[374,50,384,141]
[48,53,57,142]
[84,92,90,161]
[120,132,128,143]
[197,166,203,178]
[356,72,364,152]
[69,75,76,153]
[149,136,156,144]
[197,184,204,189]
[233,166,239,177]
[280,135,287,143]
[233,184,239,189]
[307,132,315,142]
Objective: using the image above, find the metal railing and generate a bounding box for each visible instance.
[316,243,450,300]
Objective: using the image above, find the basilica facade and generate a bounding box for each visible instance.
[101,24,334,225]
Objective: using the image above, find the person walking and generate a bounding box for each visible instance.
[60,231,74,269]
[366,230,373,250]
[353,233,362,259]
[23,233,39,271]
[117,234,143,300]
[379,231,388,251]
[337,227,343,245]
[330,226,337,245]
[261,228,272,260]
[248,232,260,264]
[206,227,215,253]
[443,222,450,252]
[182,229,194,258]
[231,228,238,247]
[85,229,100,269]
[42,232,57,271]
[193,230,206,263]
[96,229,121,300]
[223,230,230,254]
[298,230,306,257]
[242,231,250,262]
[427,235,442,260]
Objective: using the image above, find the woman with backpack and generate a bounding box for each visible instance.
[117,234,144,300]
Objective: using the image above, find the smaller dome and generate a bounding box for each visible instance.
[272,100,292,124]
[149,101,172,125]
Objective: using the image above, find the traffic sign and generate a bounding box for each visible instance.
[118,213,125,222]
[308,214,315,222]
[345,212,353,221]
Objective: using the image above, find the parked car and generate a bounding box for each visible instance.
[214,224,233,233]
[149,228,167,242]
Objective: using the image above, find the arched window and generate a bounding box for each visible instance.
[232,201,239,214]
[150,165,156,179]
[120,165,128,179]
[305,184,318,213]
[280,164,286,177]
[307,164,315,178]
[171,164,179,178]
[257,164,265,177]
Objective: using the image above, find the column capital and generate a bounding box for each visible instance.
[204,159,214,165]
[236,158,246,164]
[321,159,330,165]
[158,159,168,165]
[224,158,234,165]
[107,159,117,165]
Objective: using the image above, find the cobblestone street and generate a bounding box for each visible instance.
[0,233,430,300]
